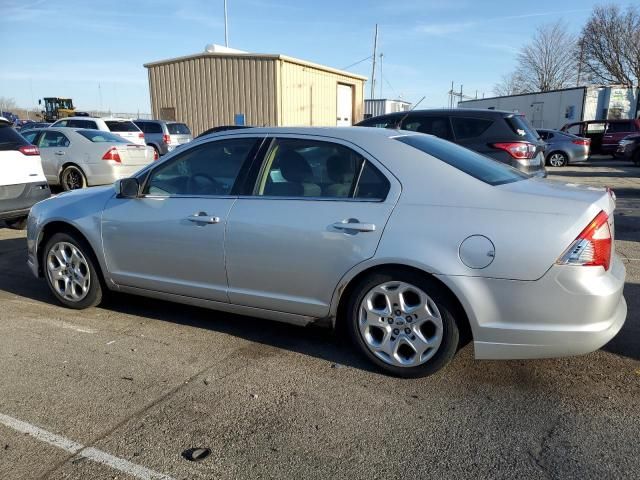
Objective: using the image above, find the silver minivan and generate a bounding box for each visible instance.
[134,120,192,156]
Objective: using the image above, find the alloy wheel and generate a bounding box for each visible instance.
[358,281,443,368]
[549,153,567,167]
[46,242,91,302]
[63,168,84,190]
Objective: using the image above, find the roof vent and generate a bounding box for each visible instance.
[204,44,248,54]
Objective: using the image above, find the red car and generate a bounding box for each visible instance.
[561,119,640,155]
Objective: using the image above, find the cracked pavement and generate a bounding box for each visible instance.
[0,158,638,479]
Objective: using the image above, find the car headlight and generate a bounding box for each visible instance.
[619,140,630,147]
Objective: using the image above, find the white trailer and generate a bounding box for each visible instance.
[459,86,639,130]
[364,99,411,119]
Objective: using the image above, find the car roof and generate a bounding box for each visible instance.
[197,126,412,143]
[375,108,519,118]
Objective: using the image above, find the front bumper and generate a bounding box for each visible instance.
[439,254,627,359]
[0,182,50,221]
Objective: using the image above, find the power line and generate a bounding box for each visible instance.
[341,55,373,71]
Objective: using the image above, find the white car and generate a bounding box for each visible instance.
[51,117,145,145]
[0,118,50,229]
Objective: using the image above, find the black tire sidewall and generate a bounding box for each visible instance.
[61,166,86,191]
[43,232,103,309]
[346,269,460,378]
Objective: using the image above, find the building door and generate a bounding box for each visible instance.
[531,102,544,128]
[336,84,353,126]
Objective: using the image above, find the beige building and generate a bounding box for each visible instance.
[144,52,367,136]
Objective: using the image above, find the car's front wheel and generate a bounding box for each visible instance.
[43,232,103,309]
[346,269,460,378]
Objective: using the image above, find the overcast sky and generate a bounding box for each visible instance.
[1,0,636,114]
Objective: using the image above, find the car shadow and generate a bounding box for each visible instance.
[602,281,640,361]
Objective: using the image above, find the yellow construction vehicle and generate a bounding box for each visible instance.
[38,97,86,122]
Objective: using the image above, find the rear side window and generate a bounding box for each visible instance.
[402,115,453,140]
[451,117,493,140]
[607,121,633,133]
[587,123,606,133]
[395,135,527,186]
[167,123,191,135]
[0,125,28,150]
[39,131,70,148]
[21,130,40,144]
[505,115,539,140]
[67,119,97,129]
[137,122,163,134]
[565,124,582,135]
[77,130,128,143]
[105,120,140,132]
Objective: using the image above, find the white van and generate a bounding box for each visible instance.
[0,118,50,229]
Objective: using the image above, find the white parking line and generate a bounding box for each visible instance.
[0,412,175,480]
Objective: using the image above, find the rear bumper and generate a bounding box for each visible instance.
[438,254,627,359]
[84,163,148,186]
[0,182,50,220]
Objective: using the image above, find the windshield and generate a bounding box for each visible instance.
[395,134,528,186]
[77,130,128,143]
[167,123,191,135]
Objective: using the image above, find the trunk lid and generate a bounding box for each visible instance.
[115,144,154,166]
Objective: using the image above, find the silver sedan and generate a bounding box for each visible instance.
[26,127,626,377]
[537,129,591,167]
[20,127,156,190]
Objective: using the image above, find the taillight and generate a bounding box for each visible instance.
[138,132,144,139]
[492,142,536,159]
[572,138,590,146]
[102,147,121,163]
[557,211,612,270]
[18,145,40,156]
[162,134,171,144]
[153,148,159,160]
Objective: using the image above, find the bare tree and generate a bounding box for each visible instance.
[493,72,527,96]
[0,97,17,112]
[580,5,640,87]
[515,21,578,92]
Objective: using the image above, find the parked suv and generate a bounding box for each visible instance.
[133,119,193,156]
[0,118,50,229]
[561,119,640,155]
[51,117,145,146]
[356,109,546,176]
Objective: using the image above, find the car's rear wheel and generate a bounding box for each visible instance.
[346,270,459,378]
[61,165,87,191]
[5,216,27,230]
[43,232,103,309]
[548,151,568,167]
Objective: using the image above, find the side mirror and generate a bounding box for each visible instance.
[114,178,140,198]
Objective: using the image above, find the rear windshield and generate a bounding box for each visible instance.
[0,125,29,150]
[167,123,191,135]
[105,120,140,132]
[395,134,528,186]
[78,130,128,143]
[506,115,540,140]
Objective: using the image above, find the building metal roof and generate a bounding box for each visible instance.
[144,52,368,81]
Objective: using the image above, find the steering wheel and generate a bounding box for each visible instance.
[188,173,223,195]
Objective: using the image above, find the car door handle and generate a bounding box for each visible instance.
[54,151,65,156]
[187,212,220,224]
[331,220,376,232]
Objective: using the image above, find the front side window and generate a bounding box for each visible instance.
[39,131,70,148]
[255,138,389,200]
[358,116,398,129]
[144,137,258,196]
[105,120,140,133]
[402,115,453,140]
[55,120,68,127]
[607,121,633,133]
[21,130,40,144]
[67,119,97,129]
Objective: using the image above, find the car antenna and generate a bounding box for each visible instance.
[396,96,426,129]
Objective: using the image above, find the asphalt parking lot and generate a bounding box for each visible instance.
[0,159,639,480]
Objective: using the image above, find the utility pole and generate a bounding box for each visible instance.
[370,24,378,100]
[379,53,383,99]
[576,37,584,87]
[224,0,229,47]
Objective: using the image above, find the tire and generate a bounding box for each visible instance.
[43,232,103,309]
[60,165,87,191]
[150,145,160,158]
[547,151,568,167]
[345,269,460,378]
[5,216,27,230]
